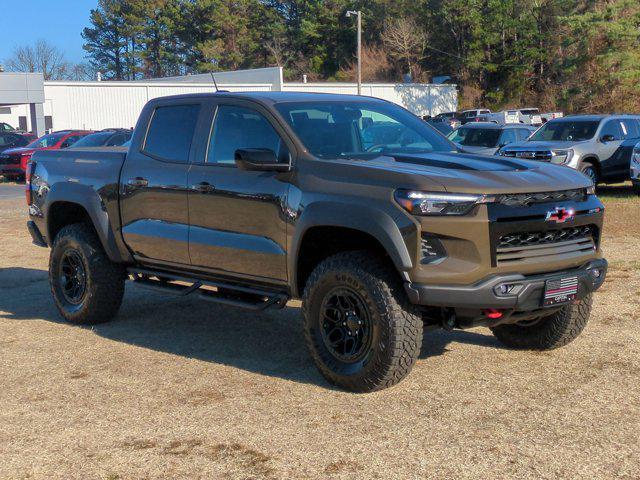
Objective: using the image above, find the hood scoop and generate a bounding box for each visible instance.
[390,152,532,172]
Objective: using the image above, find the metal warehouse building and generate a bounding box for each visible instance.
[0,67,457,133]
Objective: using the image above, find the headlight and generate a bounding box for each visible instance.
[632,146,640,165]
[586,185,596,195]
[551,149,573,164]
[394,189,492,216]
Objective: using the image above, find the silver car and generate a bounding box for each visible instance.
[447,123,536,155]
[498,114,640,185]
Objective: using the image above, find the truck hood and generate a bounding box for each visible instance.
[351,151,592,194]
[1,146,41,156]
[458,145,498,156]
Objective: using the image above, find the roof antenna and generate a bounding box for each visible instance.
[210,72,219,92]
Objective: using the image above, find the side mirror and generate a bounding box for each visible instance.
[600,134,616,143]
[234,148,290,172]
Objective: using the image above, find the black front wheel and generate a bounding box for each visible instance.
[302,251,423,392]
[579,163,598,186]
[50,223,125,325]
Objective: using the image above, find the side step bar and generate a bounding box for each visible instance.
[127,267,289,311]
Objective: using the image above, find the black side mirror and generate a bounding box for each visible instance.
[600,134,616,143]
[235,148,290,172]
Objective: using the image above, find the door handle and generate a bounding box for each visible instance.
[127,177,148,188]
[191,181,215,193]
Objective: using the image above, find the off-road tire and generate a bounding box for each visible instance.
[490,294,592,350]
[302,251,423,392]
[579,162,598,186]
[49,223,125,325]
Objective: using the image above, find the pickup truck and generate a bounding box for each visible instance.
[27,92,608,392]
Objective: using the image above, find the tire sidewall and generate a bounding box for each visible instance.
[305,267,391,386]
[50,230,98,323]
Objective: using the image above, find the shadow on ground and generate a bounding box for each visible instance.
[1,266,502,389]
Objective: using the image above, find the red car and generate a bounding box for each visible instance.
[0,130,92,180]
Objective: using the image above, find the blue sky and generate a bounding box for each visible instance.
[0,0,97,65]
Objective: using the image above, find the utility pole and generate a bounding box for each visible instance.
[346,10,362,95]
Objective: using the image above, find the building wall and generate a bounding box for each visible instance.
[0,81,457,132]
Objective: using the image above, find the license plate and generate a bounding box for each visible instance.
[543,276,578,307]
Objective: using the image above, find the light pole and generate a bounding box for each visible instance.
[346,10,362,95]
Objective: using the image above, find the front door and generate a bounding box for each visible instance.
[187,100,292,284]
[120,101,203,266]
[598,119,625,181]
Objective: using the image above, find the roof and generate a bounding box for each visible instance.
[554,114,640,121]
[147,90,388,105]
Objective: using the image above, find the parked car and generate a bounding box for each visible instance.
[459,109,491,124]
[431,111,462,129]
[0,130,92,180]
[447,123,536,155]
[27,91,607,392]
[0,122,16,132]
[488,110,520,125]
[70,129,133,148]
[540,111,564,123]
[632,142,640,195]
[518,108,543,126]
[498,114,640,185]
[0,132,36,153]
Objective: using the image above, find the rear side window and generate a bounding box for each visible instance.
[620,119,640,139]
[144,104,200,162]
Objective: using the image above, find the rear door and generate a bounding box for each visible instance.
[605,118,640,181]
[598,119,625,180]
[186,99,292,284]
[120,100,204,266]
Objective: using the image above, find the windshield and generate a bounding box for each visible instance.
[447,127,501,147]
[72,132,113,147]
[520,109,539,115]
[27,132,66,148]
[529,120,600,142]
[275,101,455,159]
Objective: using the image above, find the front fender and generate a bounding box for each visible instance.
[289,200,417,297]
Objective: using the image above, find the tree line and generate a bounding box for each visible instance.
[4,0,640,112]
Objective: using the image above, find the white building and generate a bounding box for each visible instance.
[0,67,457,132]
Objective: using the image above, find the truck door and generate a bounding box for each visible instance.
[187,100,291,284]
[119,101,204,266]
[606,118,640,181]
[597,119,624,181]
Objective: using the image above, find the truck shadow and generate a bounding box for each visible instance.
[1,267,503,389]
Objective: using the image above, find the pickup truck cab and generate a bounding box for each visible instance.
[27,92,607,392]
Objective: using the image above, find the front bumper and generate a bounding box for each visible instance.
[405,259,607,311]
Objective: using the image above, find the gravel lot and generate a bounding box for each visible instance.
[1,183,639,480]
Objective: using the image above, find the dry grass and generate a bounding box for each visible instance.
[1,184,639,480]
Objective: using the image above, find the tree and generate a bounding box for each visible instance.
[5,40,69,80]
[381,17,426,80]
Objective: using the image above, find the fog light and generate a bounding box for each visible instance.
[494,283,522,296]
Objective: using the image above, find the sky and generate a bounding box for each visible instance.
[0,0,97,65]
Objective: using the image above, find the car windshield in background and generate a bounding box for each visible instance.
[275,101,455,159]
[448,127,501,148]
[27,133,66,148]
[520,109,539,115]
[72,132,114,147]
[529,120,600,142]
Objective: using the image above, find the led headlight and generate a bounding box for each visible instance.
[631,144,640,178]
[394,190,492,216]
[586,185,596,195]
[551,149,574,164]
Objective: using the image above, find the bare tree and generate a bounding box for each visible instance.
[381,17,426,80]
[5,40,70,80]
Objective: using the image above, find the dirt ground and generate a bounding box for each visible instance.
[1,184,639,480]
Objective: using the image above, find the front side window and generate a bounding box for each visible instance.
[529,120,600,142]
[276,101,454,159]
[207,105,283,165]
[600,120,622,140]
[499,129,517,146]
[143,104,200,162]
[61,135,85,148]
[72,132,114,147]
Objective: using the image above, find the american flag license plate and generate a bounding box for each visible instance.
[543,276,578,307]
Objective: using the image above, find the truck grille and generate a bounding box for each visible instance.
[501,150,552,161]
[496,189,586,207]
[496,225,596,265]
[0,154,19,165]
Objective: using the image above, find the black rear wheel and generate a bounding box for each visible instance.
[50,223,125,325]
[302,251,423,392]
